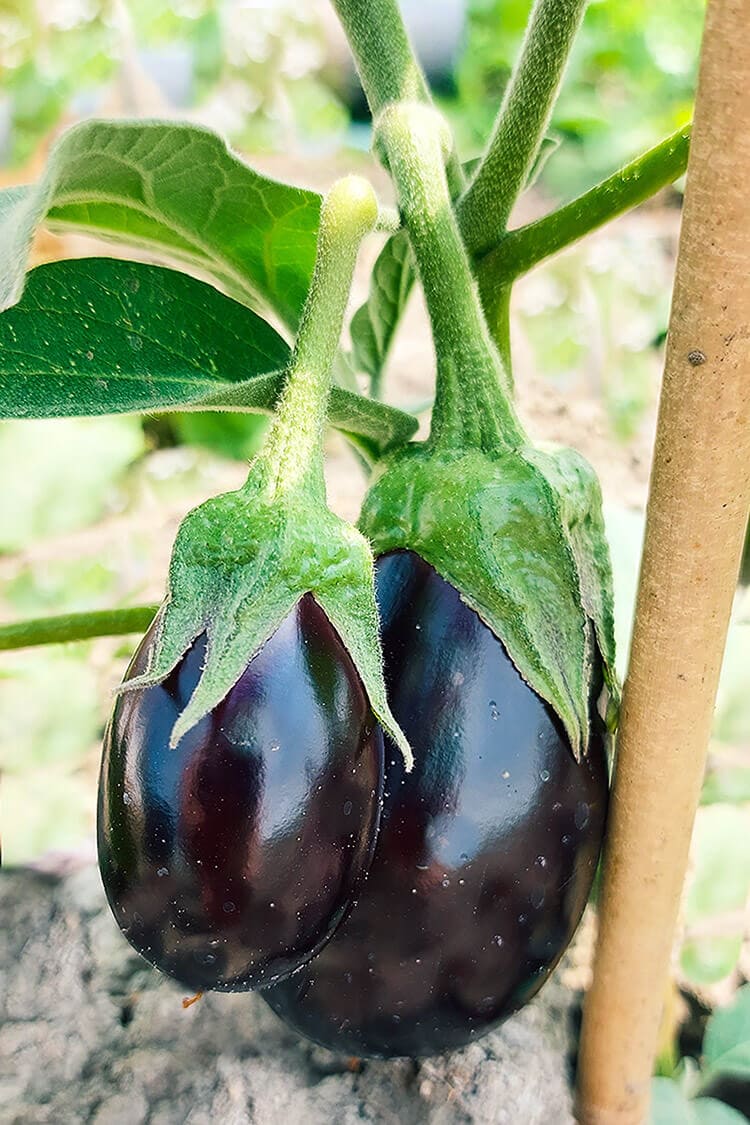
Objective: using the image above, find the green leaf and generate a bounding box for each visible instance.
[349,229,414,396]
[0,118,321,327]
[169,412,270,462]
[703,986,750,1082]
[0,258,417,458]
[681,809,750,984]
[650,1080,746,1124]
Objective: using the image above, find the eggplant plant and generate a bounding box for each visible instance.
[0,0,702,1071]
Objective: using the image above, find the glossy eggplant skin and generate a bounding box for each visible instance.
[264,551,609,1058]
[98,594,384,993]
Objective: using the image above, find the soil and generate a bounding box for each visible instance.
[0,864,580,1124]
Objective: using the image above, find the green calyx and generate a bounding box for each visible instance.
[359,441,619,760]
[118,175,413,771]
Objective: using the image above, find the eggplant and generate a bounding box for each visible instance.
[98,593,384,992]
[263,551,609,1058]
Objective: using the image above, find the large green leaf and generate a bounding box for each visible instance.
[0,258,418,457]
[0,119,321,328]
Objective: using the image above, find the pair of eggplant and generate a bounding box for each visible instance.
[99,549,608,1058]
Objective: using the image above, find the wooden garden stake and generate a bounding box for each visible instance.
[576,0,750,1121]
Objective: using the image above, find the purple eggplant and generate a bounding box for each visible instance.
[263,551,609,1057]
[98,594,384,992]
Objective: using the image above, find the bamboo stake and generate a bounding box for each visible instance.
[576,1,750,1121]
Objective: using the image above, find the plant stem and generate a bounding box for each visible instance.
[0,606,159,651]
[478,125,691,295]
[330,0,465,198]
[263,175,377,497]
[576,0,750,1119]
[375,104,524,454]
[458,0,588,256]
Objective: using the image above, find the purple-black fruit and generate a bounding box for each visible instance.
[263,551,609,1057]
[98,594,383,992]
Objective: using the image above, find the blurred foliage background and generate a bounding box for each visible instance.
[1,0,749,1070]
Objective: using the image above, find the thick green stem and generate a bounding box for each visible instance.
[478,125,692,295]
[459,0,588,255]
[375,104,525,455]
[0,606,159,651]
[263,175,378,496]
[331,0,465,198]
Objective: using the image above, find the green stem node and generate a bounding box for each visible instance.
[375,103,524,455]
[263,175,378,497]
[331,0,464,197]
[478,124,692,293]
[459,0,588,255]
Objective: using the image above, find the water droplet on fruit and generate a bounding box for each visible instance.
[493,935,504,947]
[441,877,450,888]
[489,700,500,720]
[223,901,236,914]
[122,792,132,806]
[539,769,551,782]
[535,855,547,868]
[156,867,169,878]
[575,802,590,829]
[530,887,545,909]
[343,800,353,816]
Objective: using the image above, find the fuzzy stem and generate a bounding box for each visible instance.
[331,0,465,198]
[577,0,750,1119]
[0,606,159,651]
[375,104,525,454]
[458,0,588,255]
[263,175,378,496]
[478,125,692,294]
